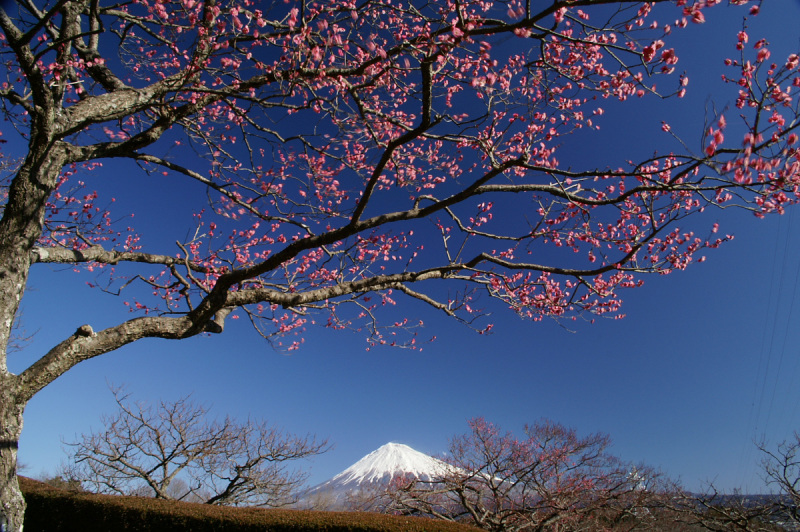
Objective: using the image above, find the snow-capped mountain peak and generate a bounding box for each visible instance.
[327,442,448,487]
[298,442,453,510]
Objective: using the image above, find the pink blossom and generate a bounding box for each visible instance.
[738,30,749,44]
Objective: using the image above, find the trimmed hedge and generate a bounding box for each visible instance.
[19,477,479,532]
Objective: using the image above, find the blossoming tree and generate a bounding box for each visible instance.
[0,0,798,528]
[388,418,669,530]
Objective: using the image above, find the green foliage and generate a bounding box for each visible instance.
[19,477,479,532]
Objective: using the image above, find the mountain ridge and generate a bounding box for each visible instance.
[299,442,449,510]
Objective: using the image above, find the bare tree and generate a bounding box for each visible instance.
[758,433,800,527]
[390,418,669,531]
[65,387,329,507]
[660,436,800,532]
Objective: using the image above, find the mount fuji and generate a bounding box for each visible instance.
[299,442,449,510]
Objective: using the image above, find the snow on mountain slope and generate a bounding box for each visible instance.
[300,442,450,508]
[324,442,449,488]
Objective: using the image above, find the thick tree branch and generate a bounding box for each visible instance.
[30,245,212,273]
[17,315,195,402]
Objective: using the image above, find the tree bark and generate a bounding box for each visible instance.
[0,106,69,532]
[0,381,24,532]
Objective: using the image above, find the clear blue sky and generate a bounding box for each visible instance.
[7,1,800,494]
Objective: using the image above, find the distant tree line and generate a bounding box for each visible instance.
[44,393,800,530]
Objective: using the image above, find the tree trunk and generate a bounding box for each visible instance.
[0,386,25,532]
[0,147,64,531]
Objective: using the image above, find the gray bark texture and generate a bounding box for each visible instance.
[0,387,24,532]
